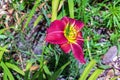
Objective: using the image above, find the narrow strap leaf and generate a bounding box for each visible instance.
[50,61,70,80]
[68,0,74,18]
[5,62,25,76]
[88,68,103,80]
[1,61,15,80]
[79,60,96,80]
[51,0,60,21]
[24,0,41,29]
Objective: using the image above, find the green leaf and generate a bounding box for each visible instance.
[31,64,45,80]
[5,62,25,76]
[0,35,7,39]
[24,61,33,80]
[50,61,70,80]
[0,28,6,34]
[43,65,51,76]
[113,15,119,26]
[51,0,60,21]
[33,15,43,27]
[3,70,8,80]
[1,61,14,80]
[0,51,4,62]
[0,46,8,52]
[99,65,111,70]
[24,0,41,29]
[19,2,25,11]
[57,7,66,19]
[0,27,14,34]
[58,0,65,11]
[31,70,40,80]
[25,61,32,71]
[79,60,96,80]
[24,70,30,80]
[0,46,8,61]
[103,13,111,21]
[88,69,103,80]
[42,7,50,25]
[68,0,74,18]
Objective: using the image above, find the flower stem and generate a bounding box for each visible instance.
[86,37,92,60]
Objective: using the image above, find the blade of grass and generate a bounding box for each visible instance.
[24,61,33,80]
[24,70,30,80]
[42,7,50,26]
[78,0,88,23]
[117,41,120,56]
[86,38,92,60]
[31,64,44,80]
[43,65,51,76]
[33,15,43,27]
[0,28,7,34]
[31,70,40,80]
[58,0,65,11]
[57,3,66,19]
[5,62,25,76]
[0,46,8,52]
[51,0,60,21]
[25,61,32,71]
[0,51,4,61]
[24,0,41,30]
[0,46,8,61]
[79,59,96,80]
[0,27,14,34]
[50,61,70,80]
[0,35,7,39]
[1,61,14,80]
[3,70,8,80]
[68,0,74,18]
[88,69,103,80]
[31,45,46,80]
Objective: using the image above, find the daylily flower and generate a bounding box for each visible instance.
[45,17,85,63]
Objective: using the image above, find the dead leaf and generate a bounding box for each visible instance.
[30,65,39,71]
[58,0,65,11]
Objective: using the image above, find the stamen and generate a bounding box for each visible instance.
[64,23,78,43]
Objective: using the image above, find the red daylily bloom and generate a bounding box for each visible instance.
[46,17,86,63]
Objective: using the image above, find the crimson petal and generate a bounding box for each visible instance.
[74,20,84,31]
[62,17,84,31]
[47,20,65,33]
[60,42,71,53]
[76,32,84,48]
[61,16,69,25]
[71,43,86,63]
[69,17,76,26]
[46,31,67,44]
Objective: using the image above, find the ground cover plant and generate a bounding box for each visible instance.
[0,0,120,80]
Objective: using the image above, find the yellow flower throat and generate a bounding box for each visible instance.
[64,23,78,43]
